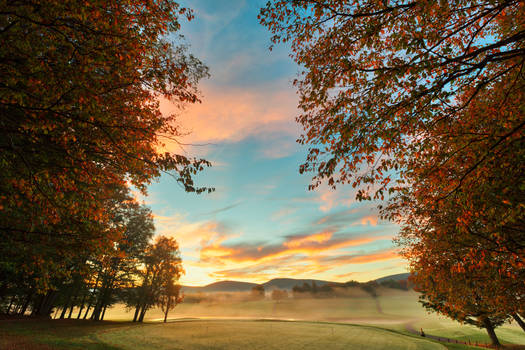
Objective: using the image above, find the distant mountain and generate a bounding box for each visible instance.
[373,273,410,283]
[182,278,336,293]
[181,274,411,294]
[263,278,335,290]
[182,281,258,293]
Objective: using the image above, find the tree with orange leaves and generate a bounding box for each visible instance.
[0,0,211,293]
[395,74,525,343]
[260,0,524,343]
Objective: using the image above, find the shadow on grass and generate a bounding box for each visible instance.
[0,318,143,350]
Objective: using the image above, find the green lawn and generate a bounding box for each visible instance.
[7,288,521,349]
[1,319,450,350]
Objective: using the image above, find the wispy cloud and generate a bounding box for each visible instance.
[200,229,392,266]
[158,83,299,158]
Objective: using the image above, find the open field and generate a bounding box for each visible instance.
[99,288,524,346]
[2,288,523,349]
[0,318,468,350]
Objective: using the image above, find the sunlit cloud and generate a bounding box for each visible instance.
[271,207,298,221]
[158,83,299,158]
[200,229,392,265]
[320,249,400,265]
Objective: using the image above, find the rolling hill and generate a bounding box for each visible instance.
[181,273,410,293]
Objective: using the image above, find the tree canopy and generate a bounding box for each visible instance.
[1,0,211,291]
[260,0,523,200]
[260,0,524,344]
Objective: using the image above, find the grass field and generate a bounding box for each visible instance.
[100,288,524,346]
[2,287,523,349]
[0,318,458,350]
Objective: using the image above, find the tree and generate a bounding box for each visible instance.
[158,278,183,323]
[0,0,211,293]
[260,0,524,334]
[132,236,183,322]
[251,285,265,300]
[271,289,288,302]
[406,229,510,346]
[259,0,523,200]
[396,75,525,335]
[90,187,156,321]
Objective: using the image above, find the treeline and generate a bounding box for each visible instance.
[0,1,209,323]
[259,1,524,347]
[291,279,410,299]
[0,186,183,322]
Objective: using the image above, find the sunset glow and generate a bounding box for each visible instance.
[143,0,407,286]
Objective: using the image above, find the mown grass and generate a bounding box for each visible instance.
[4,288,522,349]
[1,318,448,350]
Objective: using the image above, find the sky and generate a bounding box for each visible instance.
[140,0,407,286]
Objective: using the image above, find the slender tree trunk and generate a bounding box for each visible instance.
[67,284,81,319]
[6,296,14,314]
[14,303,22,315]
[133,305,140,322]
[138,301,148,322]
[482,317,501,347]
[19,292,33,316]
[83,303,92,320]
[77,292,87,319]
[512,313,525,332]
[42,291,58,317]
[67,303,75,319]
[101,304,107,321]
[163,297,171,323]
[59,304,68,319]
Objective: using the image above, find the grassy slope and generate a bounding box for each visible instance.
[10,287,521,349]
[1,319,450,350]
[101,288,523,346]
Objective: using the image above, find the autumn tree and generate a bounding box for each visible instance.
[90,187,156,321]
[259,0,523,199]
[271,289,288,302]
[0,0,211,294]
[259,0,524,338]
[132,236,183,322]
[251,285,265,300]
[158,277,183,323]
[406,229,510,347]
[396,75,525,339]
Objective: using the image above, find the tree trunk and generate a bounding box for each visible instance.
[482,317,501,347]
[67,284,81,319]
[163,297,171,323]
[133,305,140,322]
[101,304,107,321]
[59,305,68,319]
[512,313,525,332]
[83,303,92,320]
[67,303,75,319]
[77,292,86,319]
[6,296,14,314]
[42,291,59,317]
[19,292,33,315]
[138,302,148,322]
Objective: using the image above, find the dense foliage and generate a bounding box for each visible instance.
[0,0,207,321]
[260,0,524,345]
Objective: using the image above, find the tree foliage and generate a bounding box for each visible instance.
[260,0,524,343]
[260,0,523,200]
[1,0,211,291]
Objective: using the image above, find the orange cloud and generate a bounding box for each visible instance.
[284,231,333,248]
[358,215,378,226]
[320,249,400,266]
[157,83,299,157]
[199,230,392,266]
